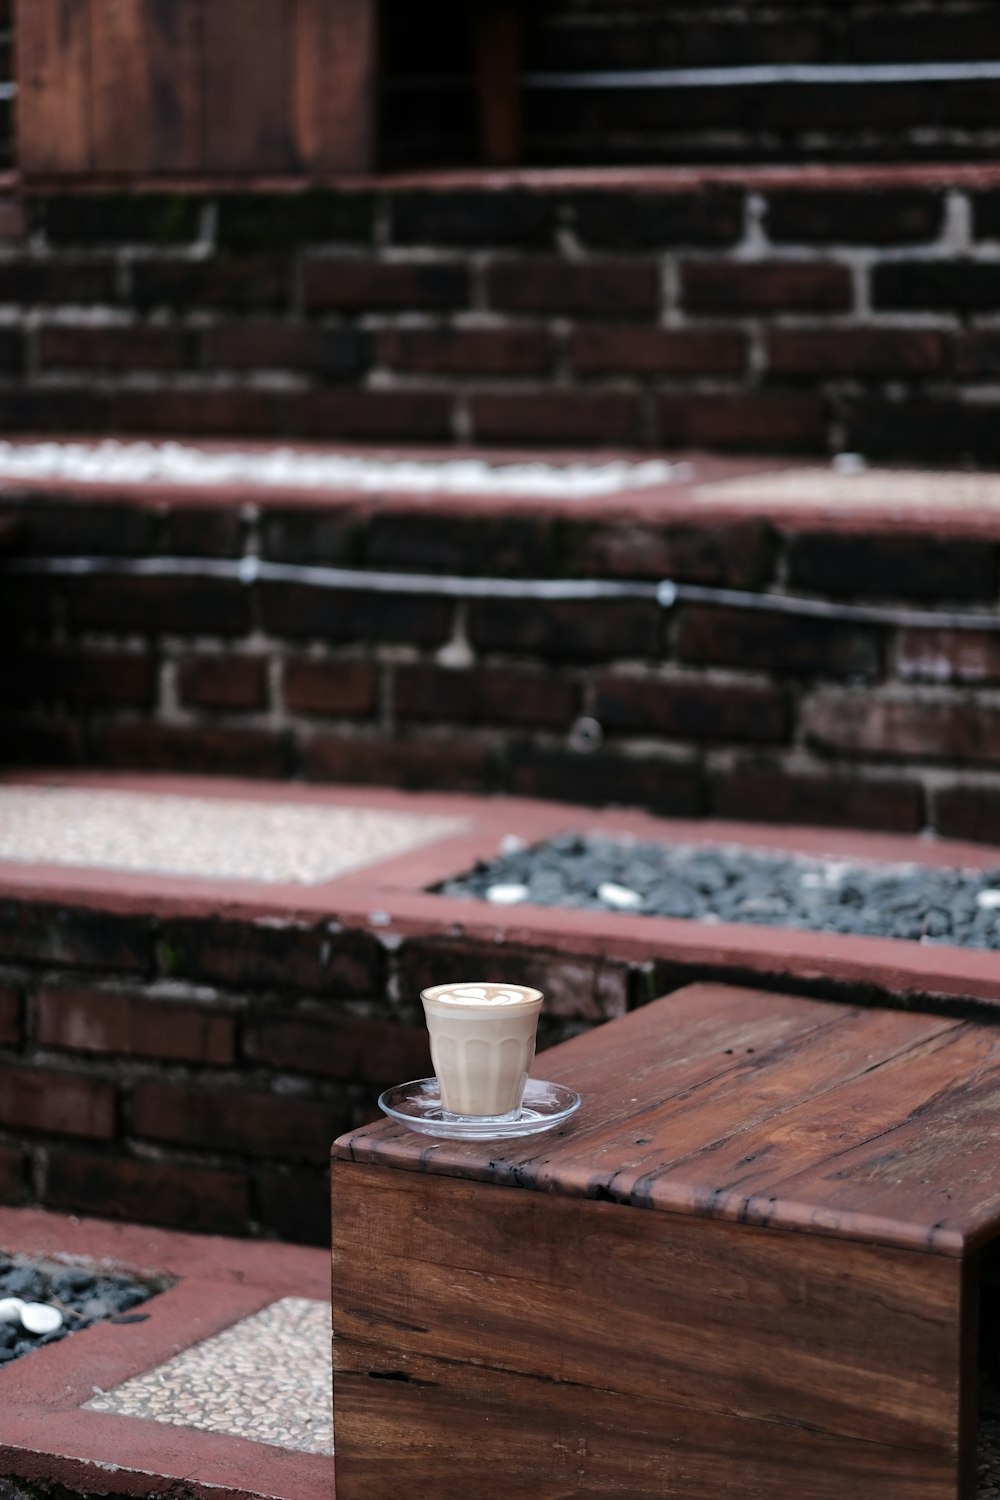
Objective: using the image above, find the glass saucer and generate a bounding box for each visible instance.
[377,1078,581,1140]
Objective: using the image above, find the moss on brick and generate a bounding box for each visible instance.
[35,194,200,245]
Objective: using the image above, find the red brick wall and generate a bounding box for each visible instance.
[0,901,626,1242]
[3,488,1000,848]
[0,172,1000,461]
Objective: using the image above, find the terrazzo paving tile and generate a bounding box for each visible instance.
[0,785,464,884]
[696,467,1000,509]
[85,1296,333,1455]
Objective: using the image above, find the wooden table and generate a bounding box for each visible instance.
[332,982,1000,1498]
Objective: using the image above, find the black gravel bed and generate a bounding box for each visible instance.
[436,834,1000,949]
[0,1253,162,1368]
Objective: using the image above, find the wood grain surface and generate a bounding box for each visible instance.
[293,0,377,173]
[90,0,202,173]
[334,981,1000,1256]
[16,0,92,174]
[332,1162,967,1500]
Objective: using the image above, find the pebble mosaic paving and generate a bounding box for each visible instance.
[85,1296,334,1455]
[0,786,464,884]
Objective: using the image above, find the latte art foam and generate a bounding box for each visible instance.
[430,983,537,1007]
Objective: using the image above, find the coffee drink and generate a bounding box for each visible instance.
[420,982,543,1117]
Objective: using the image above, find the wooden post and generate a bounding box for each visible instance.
[473,0,522,166]
[16,0,93,174]
[293,0,379,175]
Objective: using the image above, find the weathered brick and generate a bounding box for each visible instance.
[245,1013,431,1085]
[46,1150,250,1235]
[255,1167,332,1246]
[113,389,284,437]
[1,500,155,555]
[304,734,495,793]
[0,260,117,304]
[0,389,111,433]
[0,986,20,1047]
[872,261,1000,312]
[133,257,289,310]
[897,629,1000,684]
[0,326,24,371]
[259,508,357,565]
[217,191,374,250]
[954,331,1000,378]
[570,325,747,376]
[2,649,156,707]
[469,391,641,446]
[302,259,469,311]
[486,257,659,316]
[468,598,660,660]
[765,191,943,244]
[97,725,290,779]
[132,1080,349,1164]
[66,575,250,634]
[507,747,702,815]
[845,399,1000,463]
[0,718,84,769]
[933,785,1000,846]
[177,654,268,711]
[658,392,828,451]
[285,389,451,440]
[162,917,383,996]
[379,326,553,376]
[973,194,1000,241]
[682,261,851,313]
[160,506,245,558]
[390,192,555,246]
[204,321,369,377]
[0,199,27,241]
[398,938,630,1022]
[0,901,153,973]
[38,194,200,244]
[714,766,924,833]
[0,1144,26,1204]
[394,664,576,728]
[366,512,550,575]
[282,658,377,717]
[803,694,1000,762]
[260,583,452,645]
[767,328,946,377]
[572,190,743,248]
[37,324,189,373]
[561,518,775,587]
[0,1066,116,1138]
[36,986,235,1065]
[788,533,996,601]
[595,676,790,743]
[676,605,881,679]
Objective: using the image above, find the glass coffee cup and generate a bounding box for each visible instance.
[420,982,544,1119]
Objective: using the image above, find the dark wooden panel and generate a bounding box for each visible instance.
[293,0,377,174]
[203,0,292,172]
[473,0,522,165]
[332,1162,964,1500]
[16,0,92,174]
[90,0,203,173]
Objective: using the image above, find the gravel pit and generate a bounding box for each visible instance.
[0,1253,162,1367]
[437,834,1000,950]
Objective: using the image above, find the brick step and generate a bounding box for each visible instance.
[2,770,1000,1247]
[4,445,1000,847]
